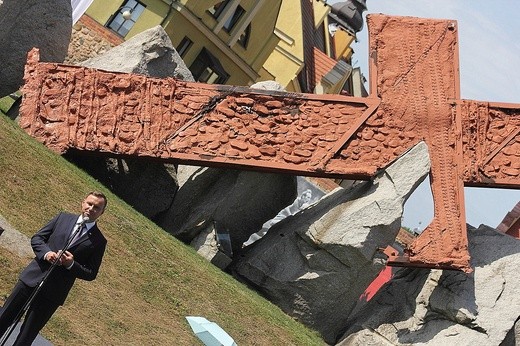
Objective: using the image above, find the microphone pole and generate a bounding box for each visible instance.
[0,217,90,346]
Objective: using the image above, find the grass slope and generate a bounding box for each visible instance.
[0,111,325,345]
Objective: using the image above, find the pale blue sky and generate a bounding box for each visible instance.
[330,0,520,229]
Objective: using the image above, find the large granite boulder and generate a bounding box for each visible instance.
[0,0,72,97]
[63,154,179,219]
[337,225,520,345]
[155,166,297,255]
[232,141,431,344]
[81,25,194,82]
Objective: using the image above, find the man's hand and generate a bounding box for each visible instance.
[45,251,61,264]
[61,251,74,267]
[44,250,74,267]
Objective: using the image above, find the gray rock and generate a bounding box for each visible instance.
[109,159,178,218]
[105,159,178,219]
[175,165,205,187]
[0,0,72,97]
[502,319,520,346]
[156,168,298,254]
[190,222,233,270]
[64,154,179,219]
[337,225,520,346]
[0,215,33,258]
[250,80,285,92]
[81,25,194,81]
[232,141,431,344]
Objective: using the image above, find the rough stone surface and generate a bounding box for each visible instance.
[0,215,33,258]
[502,319,520,346]
[64,154,179,219]
[81,25,194,81]
[190,222,232,270]
[156,168,298,255]
[337,225,520,346]
[175,165,204,187]
[232,141,431,344]
[250,80,286,92]
[0,0,72,97]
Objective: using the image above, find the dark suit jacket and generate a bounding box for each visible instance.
[19,212,107,305]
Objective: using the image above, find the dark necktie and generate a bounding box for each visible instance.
[70,223,86,244]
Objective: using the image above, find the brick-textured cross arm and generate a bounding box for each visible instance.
[19,14,520,272]
[20,48,381,178]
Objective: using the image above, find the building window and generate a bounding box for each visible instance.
[106,0,145,37]
[237,24,251,48]
[209,0,229,19]
[189,48,229,84]
[209,1,245,33]
[314,22,326,53]
[176,36,193,57]
[223,5,244,32]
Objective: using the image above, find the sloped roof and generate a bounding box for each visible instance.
[313,47,337,87]
[496,201,520,238]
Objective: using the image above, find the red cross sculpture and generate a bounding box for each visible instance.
[19,15,520,272]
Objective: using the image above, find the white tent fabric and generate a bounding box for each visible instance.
[71,0,93,24]
[242,189,314,247]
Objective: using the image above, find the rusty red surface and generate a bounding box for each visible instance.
[20,49,380,177]
[19,15,520,272]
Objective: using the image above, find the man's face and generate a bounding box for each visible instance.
[81,194,106,222]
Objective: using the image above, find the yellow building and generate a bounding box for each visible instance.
[81,0,366,94]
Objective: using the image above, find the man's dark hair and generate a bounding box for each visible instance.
[87,191,108,210]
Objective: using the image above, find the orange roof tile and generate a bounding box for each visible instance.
[313,47,337,87]
[496,201,520,238]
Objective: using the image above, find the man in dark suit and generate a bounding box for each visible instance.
[0,191,108,345]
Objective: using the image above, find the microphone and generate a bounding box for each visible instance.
[69,216,91,246]
[79,216,90,225]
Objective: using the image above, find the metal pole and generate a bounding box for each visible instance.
[0,218,88,345]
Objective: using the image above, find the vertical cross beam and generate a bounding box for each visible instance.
[364,15,468,270]
[368,15,519,271]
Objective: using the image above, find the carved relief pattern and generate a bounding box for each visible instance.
[331,107,419,172]
[461,100,520,186]
[21,49,378,176]
[165,94,370,174]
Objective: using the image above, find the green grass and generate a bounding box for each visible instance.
[0,113,326,345]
